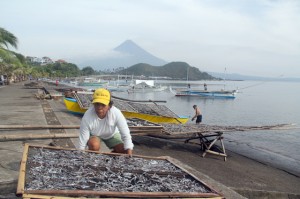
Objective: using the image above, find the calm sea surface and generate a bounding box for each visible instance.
[88,80,300,176]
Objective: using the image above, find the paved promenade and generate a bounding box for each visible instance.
[0,81,299,199]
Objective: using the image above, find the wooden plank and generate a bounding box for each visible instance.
[25,190,222,198]
[16,143,30,195]
[23,193,224,199]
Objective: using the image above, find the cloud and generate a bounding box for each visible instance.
[0,0,299,77]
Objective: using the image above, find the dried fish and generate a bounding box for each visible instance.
[25,147,212,193]
[73,92,179,118]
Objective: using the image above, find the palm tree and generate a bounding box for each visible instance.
[0,27,26,82]
[0,27,18,49]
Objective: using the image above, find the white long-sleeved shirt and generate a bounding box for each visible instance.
[78,106,134,150]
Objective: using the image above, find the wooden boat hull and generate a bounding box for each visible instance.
[171,87,237,99]
[121,111,188,124]
[127,86,167,93]
[64,98,87,115]
[64,98,189,124]
[78,82,107,86]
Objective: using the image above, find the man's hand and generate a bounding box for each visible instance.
[126,149,133,157]
[191,118,194,121]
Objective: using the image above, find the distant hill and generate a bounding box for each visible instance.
[80,40,167,70]
[117,62,216,80]
[208,72,300,81]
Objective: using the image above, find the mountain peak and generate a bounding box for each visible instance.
[114,40,146,55]
[81,40,167,69]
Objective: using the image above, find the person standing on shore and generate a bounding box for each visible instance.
[191,105,202,124]
[78,88,134,156]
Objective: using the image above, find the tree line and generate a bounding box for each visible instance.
[0,27,103,82]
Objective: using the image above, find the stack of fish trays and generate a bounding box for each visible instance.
[17,144,223,199]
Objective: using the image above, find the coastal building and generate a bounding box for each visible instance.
[26,56,54,65]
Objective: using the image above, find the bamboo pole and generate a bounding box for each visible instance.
[0,124,80,129]
[129,126,163,129]
[0,133,79,142]
[0,131,164,142]
[0,124,163,130]
[130,130,163,133]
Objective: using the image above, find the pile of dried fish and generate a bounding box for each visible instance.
[161,123,293,134]
[127,102,158,116]
[126,118,159,127]
[113,99,136,112]
[25,147,211,193]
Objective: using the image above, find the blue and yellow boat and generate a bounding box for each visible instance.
[63,97,189,124]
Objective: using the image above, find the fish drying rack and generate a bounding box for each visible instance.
[17,144,223,199]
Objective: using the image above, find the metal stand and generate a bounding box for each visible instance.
[185,131,227,161]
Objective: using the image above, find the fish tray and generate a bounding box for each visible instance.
[73,91,179,118]
[17,144,223,198]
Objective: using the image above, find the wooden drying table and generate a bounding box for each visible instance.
[184,131,227,161]
[156,129,227,161]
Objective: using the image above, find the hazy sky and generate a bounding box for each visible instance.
[1,0,300,77]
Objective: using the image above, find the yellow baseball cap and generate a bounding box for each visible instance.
[92,88,110,105]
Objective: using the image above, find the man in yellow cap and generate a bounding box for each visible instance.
[78,88,133,156]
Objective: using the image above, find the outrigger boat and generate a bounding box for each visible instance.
[127,80,167,93]
[63,91,189,124]
[170,87,238,99]
[77,77,108,87]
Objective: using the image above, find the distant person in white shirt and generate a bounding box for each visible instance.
[78,88,133,156]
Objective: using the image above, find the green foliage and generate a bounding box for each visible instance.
[81,66,95,76]
[0,27,18,49]
[30,62,82,78]
[0,27,27,78]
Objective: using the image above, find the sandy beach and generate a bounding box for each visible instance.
[0,80,299,199]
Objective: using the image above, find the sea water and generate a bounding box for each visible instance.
[111,80,300,176]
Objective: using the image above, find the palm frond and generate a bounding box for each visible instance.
[0,27,18,49]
